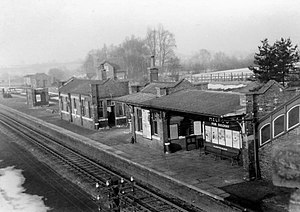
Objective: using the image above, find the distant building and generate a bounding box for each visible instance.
[58,77,129,129]
[95,61,127,80]
[26,88,50,107]
[24,73,52,88]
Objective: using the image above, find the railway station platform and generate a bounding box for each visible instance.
[0,95,292,212]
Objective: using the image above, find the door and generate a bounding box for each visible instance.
[107,106,115,127]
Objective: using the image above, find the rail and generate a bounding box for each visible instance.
[0,112,197,212]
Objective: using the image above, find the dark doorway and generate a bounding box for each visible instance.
[107,106,115,127]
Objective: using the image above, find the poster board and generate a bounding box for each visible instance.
[193,121,202,135]
[218,128,225,145]
[225,129,233,147]
[211,127,218,144]
[232,131,240,149]
[169,124,179,140]
[205,126,212,142]
[204,122,241,149]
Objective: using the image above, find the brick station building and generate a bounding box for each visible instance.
[58,77,129,129]
[117,72,300,180]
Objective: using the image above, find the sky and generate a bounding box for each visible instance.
[1,0,300,66]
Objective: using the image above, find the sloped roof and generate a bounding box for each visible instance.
[140,79,187,94]
[100,60,121,70]
[114,79,193,105]
[140,89,245,117]
[248,80,284,94]
[96,79,129,98]
[114,92,156,105]
[58,78,106,95]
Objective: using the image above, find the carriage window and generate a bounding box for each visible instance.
[273,115,284,137]
[260,124,271,145]
[288,105,300,129]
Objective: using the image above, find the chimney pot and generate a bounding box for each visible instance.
[151,55,155,67]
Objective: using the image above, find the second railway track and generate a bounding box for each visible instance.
[0,112,203,212]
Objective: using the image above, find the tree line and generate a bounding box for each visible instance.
[80,24,255,82]
[48,24,300,86]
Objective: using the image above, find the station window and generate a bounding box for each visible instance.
[273,114,285,138]
[81,99,86,116]
[260,123,271,145]
[65,97,69,112]
[137,109,143,131]
[36,94,41,102]
[60,97,64,110]
[117,103,124,116]
[287,105,300,130]
[73,98,77,109]
[152,113,158,135]
[98,101,104,118]
[86,101,91,118]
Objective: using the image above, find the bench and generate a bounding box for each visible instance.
[204,143,241,165]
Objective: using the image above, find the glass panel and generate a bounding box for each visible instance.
[288,106,299,129]
[261,124,271,145]
[273,115,284,137]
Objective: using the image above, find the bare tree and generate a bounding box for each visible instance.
[146,24,176,72]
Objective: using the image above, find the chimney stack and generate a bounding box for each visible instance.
[148,55,158,82]
[151,55,155,67]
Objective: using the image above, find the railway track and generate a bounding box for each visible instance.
[0,112,202,212]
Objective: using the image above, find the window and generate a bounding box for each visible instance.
[36,94,41,102]
[98,102,104,118]
[86,101,91,118]
[179,118,193,136]
[73,98,77,109]
[260,123,271,145]
[288,105,300,129]
[60,97,64,110]
[137,109,143,131]
[107,100,115,106]
[152,113,158,135]
[117,103,124,116]
[81,99,85,116]
[65,97,69,112]
[273,115,285,137]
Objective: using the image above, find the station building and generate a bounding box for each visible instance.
[58,77,129,129]
[24,73,52,88]
[115,57,300,180]
[115,56,246,168]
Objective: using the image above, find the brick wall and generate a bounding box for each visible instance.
[259,125,300,180]
[245,82,299,180]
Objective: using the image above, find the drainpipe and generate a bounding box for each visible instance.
[253,121,260,179]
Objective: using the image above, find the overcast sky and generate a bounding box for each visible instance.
[1,0,300,66]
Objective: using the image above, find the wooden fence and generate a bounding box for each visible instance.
[189,72,253,83]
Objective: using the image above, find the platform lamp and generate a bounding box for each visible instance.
[104,176,136,212]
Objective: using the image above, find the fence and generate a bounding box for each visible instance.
[189,72,253,83]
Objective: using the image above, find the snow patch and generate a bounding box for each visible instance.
[0,166,51,212]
